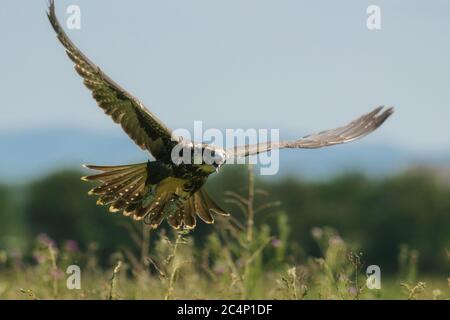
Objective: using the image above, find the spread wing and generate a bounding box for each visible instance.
[47,1,177,160]
[225,106,394,158]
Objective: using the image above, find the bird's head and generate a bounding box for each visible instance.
[203,147,227,173]
[212,150,227,172]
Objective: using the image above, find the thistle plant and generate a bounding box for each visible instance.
[210,164,281,299]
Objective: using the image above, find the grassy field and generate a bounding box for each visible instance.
[1,206,449,300]
[0,227,448,300]
[0,167,448,300]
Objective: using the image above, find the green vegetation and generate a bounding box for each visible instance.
[0,166,449,299]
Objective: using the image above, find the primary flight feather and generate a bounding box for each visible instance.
[47,1,394,230]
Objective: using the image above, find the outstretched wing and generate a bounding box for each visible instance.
[47,1,176,160]
[225,106,394,158]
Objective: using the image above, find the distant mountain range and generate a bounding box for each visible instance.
[1,129,449,183]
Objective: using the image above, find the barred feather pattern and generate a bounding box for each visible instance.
[82,163,229,230]
[47,0,176,160]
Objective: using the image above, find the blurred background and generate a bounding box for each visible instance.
[1,0,449,278]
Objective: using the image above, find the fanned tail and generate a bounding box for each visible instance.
[82,163,229,230]
[82,162,150,215]
[169,189,229,230]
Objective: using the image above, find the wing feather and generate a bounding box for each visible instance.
[47,1,176,160]
[226,106,394,158]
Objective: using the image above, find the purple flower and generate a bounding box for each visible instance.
[348,286,359,296]
[50,267,64,280]
[64,240,79,252]
[37,233,56,248]
[329,235,344,246]
[271,238,282,248]
[213,265,226,274]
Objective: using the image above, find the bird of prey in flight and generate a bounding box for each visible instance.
[47,1,394,230]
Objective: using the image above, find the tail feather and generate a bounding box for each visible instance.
[167,211,183,229]
[83,164,139,171]
[82,162,149,212]
[98,172,144,197]
[183,190,229,227]
[194,193,214,224]
[82,163,229,229]
[142,193,171,227]
[123,201,142,216]
[81,164,143,181]
[198,190,230,217]
[182,198,197,229]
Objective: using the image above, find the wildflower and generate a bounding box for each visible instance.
[213,265,226,274]
[348,286,358,296]
[271,238,282,248]
[50,267,64,280]
[311,227,323,240]
[37,233,56,248]
[328,235,344,246]
[64,240,79,252]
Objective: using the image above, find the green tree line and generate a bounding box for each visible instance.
[0,166,449,274]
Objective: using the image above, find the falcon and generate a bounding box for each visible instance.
[47,1,394,230]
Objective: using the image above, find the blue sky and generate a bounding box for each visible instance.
[1,0,450,153]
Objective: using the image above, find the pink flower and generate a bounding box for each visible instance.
[37,233,56,248]
[348,287,359,296]
[64,240,79,252]
[213,265,226,274]
[329,235,344,246]
[271,238,282,248]
[50,267,64,280]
